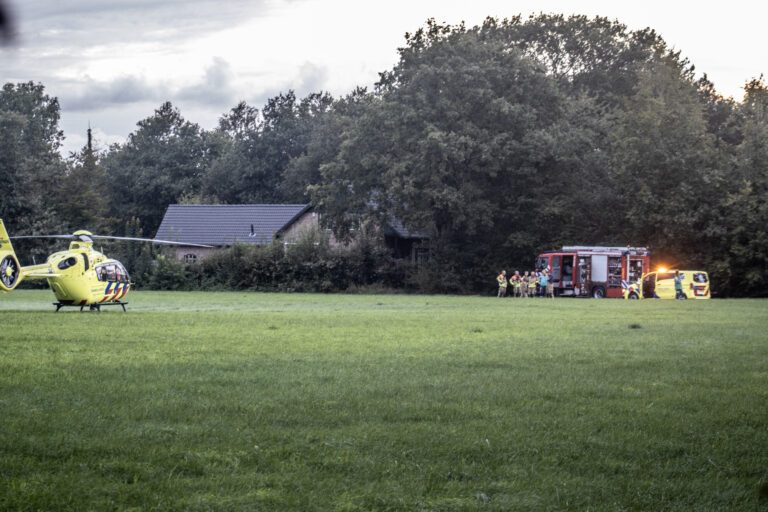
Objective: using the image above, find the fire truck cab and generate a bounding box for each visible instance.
[536,246,651,298]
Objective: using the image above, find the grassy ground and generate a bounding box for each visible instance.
[1,290,767,511]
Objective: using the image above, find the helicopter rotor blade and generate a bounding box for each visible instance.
[88,235,212,248]
[11,235,76,240]
[12,234,211,248]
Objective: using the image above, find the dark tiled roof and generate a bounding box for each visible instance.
[155,204,310,246]
[384,217,429,239]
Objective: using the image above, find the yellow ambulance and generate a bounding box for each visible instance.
[629,270,711,299]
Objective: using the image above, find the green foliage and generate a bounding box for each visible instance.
[173,230,406,293]
[0,82,66,235]
[711,77,768,295]
[203,92,334,204]
[54,133,112,232]
[102,102,222,234]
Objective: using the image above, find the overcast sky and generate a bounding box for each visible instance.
[1,0,766,155]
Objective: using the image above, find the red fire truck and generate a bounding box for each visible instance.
[535,246,651,298]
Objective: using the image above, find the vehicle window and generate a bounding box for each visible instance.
[642,273,656,296]
[58,257,77,270]
[551,256,561,281]
[537,256,549,271]
[693,273,708,283]
[628,259,644,282]
[115,262,131,283]
[657,272,676,281]
[561,256,574,283]
[607,257,622,287]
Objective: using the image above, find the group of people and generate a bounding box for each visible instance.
[496,269,555,299]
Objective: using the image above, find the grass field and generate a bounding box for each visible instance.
[1,290,767,511]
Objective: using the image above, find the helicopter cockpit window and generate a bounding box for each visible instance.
[96,262,130,283]
[114,262,130,283]
[58,257,78,270]
[96,264,115,282]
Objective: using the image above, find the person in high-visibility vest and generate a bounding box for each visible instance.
[520,271,529,298]
[497,270,507,297]
[511,270,522,297]
[527,271,537,297]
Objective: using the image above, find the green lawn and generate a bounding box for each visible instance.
[1,290,767,511]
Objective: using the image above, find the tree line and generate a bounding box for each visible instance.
[1,14,766,296]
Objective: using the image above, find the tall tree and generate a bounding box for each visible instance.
[103,102,217,234]
[608,57,722,264]
[204,92,333,204]
[54,127,111,231]
[0,82,65,234]
[312,20,617,286]
[715,78,768,295]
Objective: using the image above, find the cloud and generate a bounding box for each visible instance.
[62,75,170,111]
[57,57,243,112]
[16,0,276,47]
[177,57,237,107]
[294,61,329,96]
[240,61,330,109]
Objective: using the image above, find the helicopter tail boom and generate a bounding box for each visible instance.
[0,219,23,291]
[20,264,57,280]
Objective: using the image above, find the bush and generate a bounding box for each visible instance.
[141,229,428,293]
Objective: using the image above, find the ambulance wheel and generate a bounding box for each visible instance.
[628,292,639,300]
[592,286,605,299]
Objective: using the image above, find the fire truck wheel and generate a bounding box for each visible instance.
[591,286,606,299]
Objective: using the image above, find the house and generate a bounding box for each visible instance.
[155,204,429,264]
[383,217,430,265]
[155,204,313,263]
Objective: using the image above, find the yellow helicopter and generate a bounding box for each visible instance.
[0,219,209,311]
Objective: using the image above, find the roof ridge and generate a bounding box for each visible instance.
[169,203,310,207]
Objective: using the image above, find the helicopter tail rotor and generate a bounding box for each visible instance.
[0,254,21,291]
[0,219,23,291]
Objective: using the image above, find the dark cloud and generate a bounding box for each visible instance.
[62,75,169,111]
[0,0,334,155]
[17,0,274,47]
[0,0,17,44]
[58,57,242,112]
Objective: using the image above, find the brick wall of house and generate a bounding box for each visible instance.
[280,211,341,247]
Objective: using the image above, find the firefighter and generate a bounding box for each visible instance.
[527,271,537,297]
[520,272,528,298]
[497,270,507,297]
[511,270,522,297]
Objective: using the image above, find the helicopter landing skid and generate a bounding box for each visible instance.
[53,302,128,312]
